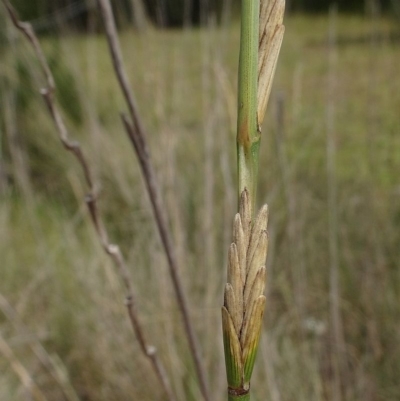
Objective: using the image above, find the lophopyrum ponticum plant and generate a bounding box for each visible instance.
[222,0,285,400]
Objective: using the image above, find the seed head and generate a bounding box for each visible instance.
[222,189,269,392]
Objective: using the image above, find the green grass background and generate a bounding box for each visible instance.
[1,13,400,401]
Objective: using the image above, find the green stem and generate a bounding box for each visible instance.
[237,0,260,216]
[225,0,259,399]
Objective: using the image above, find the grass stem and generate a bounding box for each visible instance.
[224,1,285,400]
[237,0,260,215]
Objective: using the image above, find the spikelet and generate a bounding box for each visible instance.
[222,189,269,393]
[222,306,243,388]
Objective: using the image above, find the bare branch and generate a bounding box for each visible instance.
[2,2,176,400]
[41,89,94,189]
[122,115,212,401]
[96,1,211,400]
[2,0,55,90]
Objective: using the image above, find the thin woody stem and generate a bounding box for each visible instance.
[1,2,176,400]
[96,1,210,400]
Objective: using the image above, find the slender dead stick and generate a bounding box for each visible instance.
[96,1,210,400]
[1,2,176,400]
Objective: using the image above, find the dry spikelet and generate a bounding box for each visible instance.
[247,204,269,269]
[242,296,266,382]
[222,189,269,389]
[239,189,251,241]
[244,267,267,325]
[233,214,247,284]
[222,306,243,388]
[245,231,268,304]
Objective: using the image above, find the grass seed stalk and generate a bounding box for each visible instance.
[222,0,285,399]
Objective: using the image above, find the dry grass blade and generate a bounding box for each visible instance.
[257,0,285,126]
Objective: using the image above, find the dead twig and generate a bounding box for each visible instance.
[1,1,176,400]
[96,1,210,400]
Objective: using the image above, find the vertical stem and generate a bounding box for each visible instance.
[226,3,284,401]
[237,0,260,216]
[225,3,284,401]
[96,2,210,399]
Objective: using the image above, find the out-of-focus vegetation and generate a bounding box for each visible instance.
[6,0,399,28]
[1,7,400,401]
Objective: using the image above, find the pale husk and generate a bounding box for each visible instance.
[257,0,285,126]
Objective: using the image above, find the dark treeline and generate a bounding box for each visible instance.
[7,0,397,29]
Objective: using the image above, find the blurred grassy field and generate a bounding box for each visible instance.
[1,13,400,401]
